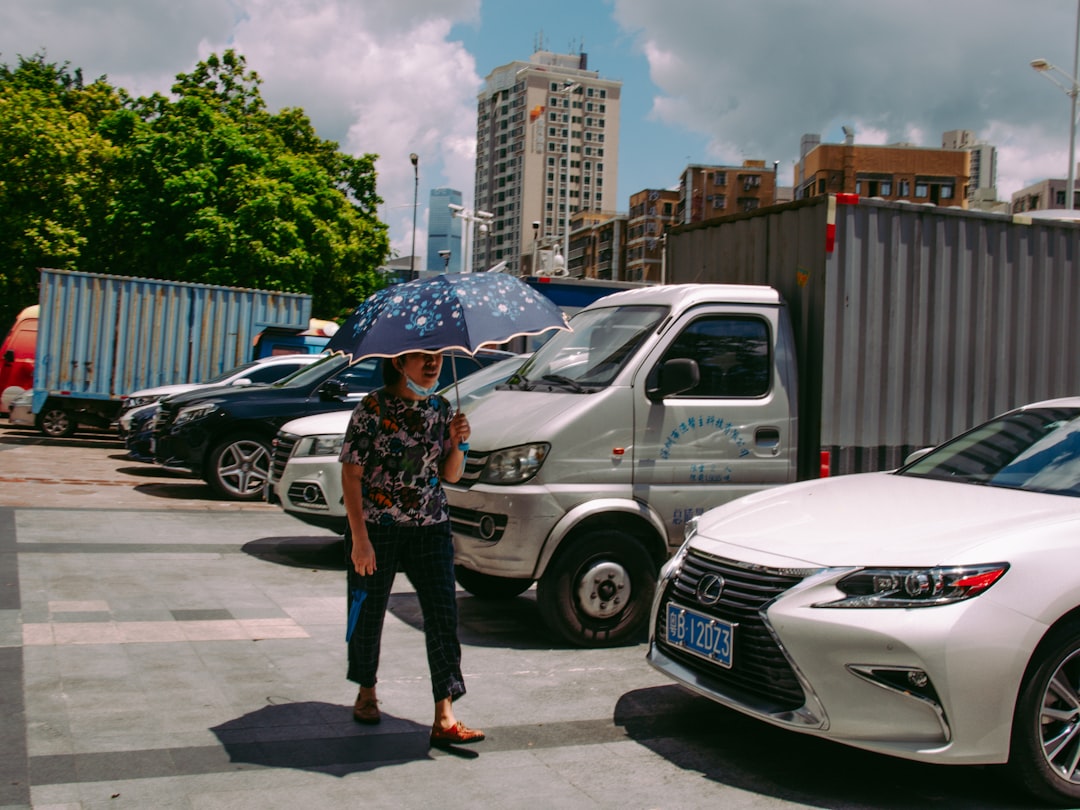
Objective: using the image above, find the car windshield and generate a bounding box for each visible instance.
[899,405,1080,496]
[272,352,349,388]
[504,304,667,392]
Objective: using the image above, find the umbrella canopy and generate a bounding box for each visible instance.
[326,273,570,360]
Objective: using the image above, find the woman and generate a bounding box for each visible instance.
[338,349,484,747]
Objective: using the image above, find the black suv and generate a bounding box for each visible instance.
[152,349,513,500]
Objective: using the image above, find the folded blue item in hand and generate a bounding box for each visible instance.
[346,588,367,642]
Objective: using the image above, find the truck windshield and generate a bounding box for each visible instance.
[507,305,668,392]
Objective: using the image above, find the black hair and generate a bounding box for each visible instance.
[382,356,403,386]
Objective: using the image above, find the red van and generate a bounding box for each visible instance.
[0,304,38,416]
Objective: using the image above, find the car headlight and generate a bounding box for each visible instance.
[122,394,163,411]
[816,563,1009,608]
[292,433,345,458]
[478,443,550,484]
[173,402,218,427]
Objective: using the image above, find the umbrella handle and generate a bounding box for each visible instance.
[452,354,460,411]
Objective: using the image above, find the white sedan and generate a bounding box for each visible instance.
[648,397,1080,807]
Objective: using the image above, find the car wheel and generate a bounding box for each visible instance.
[536,529,656,647]
[1010,623,1080,807]
[207,434,272,501]
[454,565,533,600]
[37,406,76,438]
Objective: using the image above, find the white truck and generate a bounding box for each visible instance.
[447,283,797,646]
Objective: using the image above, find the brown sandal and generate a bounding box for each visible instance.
[353,696,380,725]
[430,721,485,747]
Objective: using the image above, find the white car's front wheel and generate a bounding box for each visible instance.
[1011,623,1080,807]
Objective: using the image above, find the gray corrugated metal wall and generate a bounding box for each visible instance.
[668,197,1080,477]
[36,269,312,401]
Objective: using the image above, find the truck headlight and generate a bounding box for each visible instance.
[173,402,218,426]
[293,434,345,458]
[816,563,1009,608]
[478,443,550,484]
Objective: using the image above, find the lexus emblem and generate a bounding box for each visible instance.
[696,573,725,606]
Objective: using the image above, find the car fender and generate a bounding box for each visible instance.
[534,496,669,579]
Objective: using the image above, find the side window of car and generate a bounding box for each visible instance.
[245,363,303,384]
[659,316,771,398]
[336,359,383,391]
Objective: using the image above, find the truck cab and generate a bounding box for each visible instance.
[0,304,38,416]
[447,284,798,646]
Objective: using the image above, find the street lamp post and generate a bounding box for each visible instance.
[550,81,579,272]
[409,153,419,275]
[448,204,494,273]
[1032,1,1080,210]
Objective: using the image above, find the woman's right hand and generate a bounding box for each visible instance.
[351,536,376,576]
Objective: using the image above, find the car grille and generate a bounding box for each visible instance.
[656,548,809,712]
[270,432,298,484]
[457,450,486,489]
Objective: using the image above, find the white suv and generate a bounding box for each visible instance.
[268,353,527,533]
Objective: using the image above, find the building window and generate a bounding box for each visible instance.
[899,179,911,196]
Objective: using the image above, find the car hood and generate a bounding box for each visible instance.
[280,409,354,436]
[691,472,1080,567]
[128,383,199,399]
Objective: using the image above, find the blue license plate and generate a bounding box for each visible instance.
[665,603,735,668]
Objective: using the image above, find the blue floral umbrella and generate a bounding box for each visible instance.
[326,273,570,360]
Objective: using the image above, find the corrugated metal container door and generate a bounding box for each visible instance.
[824,201,1080,474]
[35,268,312,402]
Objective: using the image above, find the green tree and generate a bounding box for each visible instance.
[0,55,121,328]
[0,50,389,332]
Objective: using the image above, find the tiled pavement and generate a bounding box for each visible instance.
[0,430,703,810]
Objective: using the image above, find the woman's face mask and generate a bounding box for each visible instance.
[399,351,443,396]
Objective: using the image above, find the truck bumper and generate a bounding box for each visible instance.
[447,482,563,579]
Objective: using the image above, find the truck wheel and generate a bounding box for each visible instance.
[37,406,76,438]
[1009,622,1080,806]
[537,529,656,647]
[454,565,533,599]
[207,434,272,501]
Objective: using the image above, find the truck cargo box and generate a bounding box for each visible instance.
[668,195,1080,477]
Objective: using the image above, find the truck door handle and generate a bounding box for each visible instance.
[756,427,780,450]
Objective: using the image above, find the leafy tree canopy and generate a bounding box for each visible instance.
[0,50,389,333]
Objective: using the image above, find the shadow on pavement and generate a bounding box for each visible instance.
[243,535,347,570]
[613,685,1035,809]
[210,698,434,775]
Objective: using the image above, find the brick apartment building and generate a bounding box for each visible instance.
[795,132,970,207]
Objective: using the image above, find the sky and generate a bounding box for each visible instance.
[3,0,1080,268]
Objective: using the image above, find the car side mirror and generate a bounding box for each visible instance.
[319,379,349,400]
[3,349,13,363]
[231,377,253,387]
[646,358,700,403]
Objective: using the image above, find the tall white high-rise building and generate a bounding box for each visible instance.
[942,129,998,206]
[472,48,621,274]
